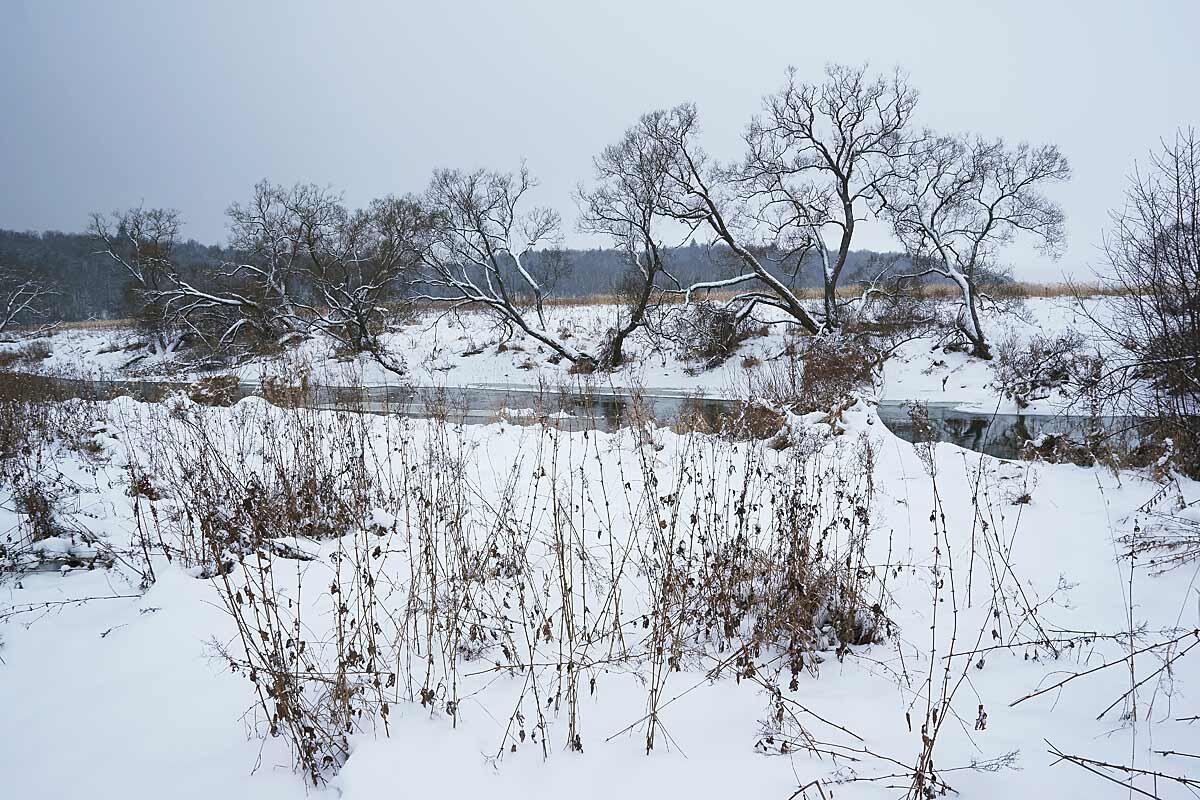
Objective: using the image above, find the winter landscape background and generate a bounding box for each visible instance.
[2,2,1199,799]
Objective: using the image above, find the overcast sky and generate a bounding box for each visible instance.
[2,0,1197,277]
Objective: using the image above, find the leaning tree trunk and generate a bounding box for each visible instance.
[600,274,656,370]
[951,271,991,359]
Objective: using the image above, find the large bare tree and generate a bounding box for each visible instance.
[419,166,592,365]
[579,110,686,368]
[221,180,322,344]
[93,200,298,359]
[635,103,823,334]
[879,134,1070,358]
[742,64,918,328]
[94,185,432,371]
[287,188,437,375]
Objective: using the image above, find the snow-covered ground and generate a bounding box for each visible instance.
[2,389,1198,799]
[878,296,1118,415]
[3,297,1114,415]
[5,295,1197,798]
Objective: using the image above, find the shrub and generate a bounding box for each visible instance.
[993,331,1103,408]
[0,340,53,368]
[259,359,313,408]
[752,337,877,415]
[21,340,52,362]
[567,358,596,375]
[850,287,938,338]
[1019,431,1105,470]
[722,401,788,441]
[1017,418,1198,478]
[668,302,751,366]
[0,375,108,577]
[1081,131,1200,478]
[188,375,241,407]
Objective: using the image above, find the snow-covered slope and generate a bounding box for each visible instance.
[2,395,1196,799]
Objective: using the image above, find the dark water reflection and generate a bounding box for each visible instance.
[876,401,1147,460]
[307,383,737,433]
[4,374,734,434]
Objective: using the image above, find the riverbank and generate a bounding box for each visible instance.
[2,297,1112,415]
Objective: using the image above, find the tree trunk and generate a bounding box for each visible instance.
[823,197,856,329]
[823,280,838,330]
[952,272,991,359]
[600,273,656,370]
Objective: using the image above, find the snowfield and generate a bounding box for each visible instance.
[3,295,1197,799]
[2,385,1198,799]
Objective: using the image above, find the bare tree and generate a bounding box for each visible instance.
[879,134,1069,358]
[289,190,437,375]
[742,64,918,328]
[579,110,687,368]
[93,185,433,371]
[419,166,592,365]
[222,180,321,345]
[1080,129,1200,464]
[636,103,823,334]
[93,200,296,359]
[93,187,317,361]
[0,268,58,337]
[89,207,189,354]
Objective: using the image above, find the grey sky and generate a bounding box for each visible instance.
[2,0,1197,278]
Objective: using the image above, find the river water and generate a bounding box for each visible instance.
[4,373,1152,461]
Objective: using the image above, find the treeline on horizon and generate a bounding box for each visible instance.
[0,227,907,322]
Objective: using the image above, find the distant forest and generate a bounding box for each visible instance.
[0,228,904,321]
[0,229,226,321]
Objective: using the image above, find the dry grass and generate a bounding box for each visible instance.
[8,370,1158,796]
[26,318,133,332]
[96,394,890,781]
